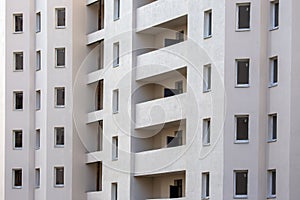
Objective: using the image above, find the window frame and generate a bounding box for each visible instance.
[35,129,41,150]
[112,136,118,160]
[54,127,65,148]
[204,9,212,39]
[13,130,23,150]
[236,3,251,31]
[111,182,118,200]
[54,87,65,108]
[268,113,277,142]
[13,52,24,72]
[236,59,250,87]
[12,168,23,189]
[113,0,120,21]
[55,47,66,68]
[55,8,66,28]
[201,172,210,199]
[13,91,23,111]
[13,13,23,33]
[203,64,212,92]
[267,169,276,198]
[202,118,211,146]
[112,89,119,114]
[54,167,64,187]
[270,0,279,30]
[234,170,248,198]
[235,115,249,143]
[269,56,278,87]
[35,168,40,188]
[36,12,41,33]
[36,90,41,110]
[113,42,120,67]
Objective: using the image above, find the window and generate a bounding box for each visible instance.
[113,43,119,67]
[36,12,41,32]
[237,4,250,30]
[267,169,276,198]
[36,129,40,150]
[36,50,41,71]
[113,0,120,20]
[203,64,211,92]
[54,127,64,147]
[54,167,64,187]
[234,170,248,198]
[55,48,65,67]
[170,179,183,198]
[235,115,249,142]
[112,136,118,160]
[204,10,212,38]
[13,169,22,188]
[14,14,23,33]
[111,182,118,200]
[112,89,119,113]
[56,8,66,28]
[14,91,23,110]
[202,172,210,199]
[13,130,22,149]
[35,168,40,188]
[203,118,211,145]
[14,52,23,71]
[167,130,183,148]
[55,87,65,107]
[269,57,278,86]
[36,90,41,110]
[236,59,249,87]
[271,1,279,29]
[175,80,183,94]
[268,114,277,141]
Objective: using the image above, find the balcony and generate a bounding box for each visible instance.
[134,171,186,199]
[86,0,104,45]
[136,0,188,32]
[87,191,104,200]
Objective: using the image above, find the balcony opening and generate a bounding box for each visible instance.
[95,80,103,110]
[134,171,186,199]
[98,40,104,69]
[133,120,186,153]
[87,0,104,34]
[86,120,103,152]
[87,162,102,192]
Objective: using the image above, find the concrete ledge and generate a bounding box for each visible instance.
[87,110,103,124]
[87,29,104,45]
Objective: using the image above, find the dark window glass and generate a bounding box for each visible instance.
[235,171,248,196]
[14,169,22,187]
[14,131,22,148]
[57,9,65,27]
[236,116,249,141]
[15,15,23,32]
[238,5,250,29]
[237,60,249,85]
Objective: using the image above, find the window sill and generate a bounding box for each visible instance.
[114,17,120,21]
[14,109,23,111]
[267,139,277,143]
[112,158,118,161]
[55,26,66,29]
[113,64,119,68]
[234,140,249,144]
[35,147,41,150]
[36,30,41,33]
[235,84,250,88]
[55,105,65,108]
[268,83,278,88]
[36,68,41,72]
[54,145,65,148]
[269,26,279,31]
[13,147,23,150]
[35,186,40,189]
[54,184,64,188]
[13,69,23,72]
[12,186,23,189]
[203,35,212,40]
[202,197,210,200]
[267,195,276,199]
[235,28,250,32]
[113,111,119,114]
[13,31,24,34]
[55,65,65,68]
[202,143,211,147]
[233,195,248,199]
[203,89,211,93]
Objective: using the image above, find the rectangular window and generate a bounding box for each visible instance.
[203,118,211,145]
[203,64,211,92]
[237,4,250,30]
[35,168,40,188]
[268,114,277,141]
[202,172,210,199]
[36,129,40,149]
[13,130,22,149]
[56,8,66,28]
[14,52,23,71]
[175,80,183,94]
[14,14,23,32]
[111,182,118,200]
[55,48,65,67]
[114,0,120,20]
[269,56,278,86]
[112,136,118,160]
[112,89,119,113]
[13,169,22,188]
[55,87,65,107]
[54,127,64,147]
[235,115,249,142]
[54,167,64,187]
[36,50,41,71]
[14,91,23,110]
[36,12,41,32]
[236,59,250,86]
[204,10,212,38]
[268,169,276,198]
[36,90,41,110]
[113,43,120,67]
[234,170,248,198]
[271,1,279,29]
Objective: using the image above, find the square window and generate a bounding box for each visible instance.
[35,168,40,188]
[54,167,64,187]
[236,59,249,86]
[268,114,277,141]
[13,130,22,149]
[55,87,65,107]
[234,170,248,198]
[112,89,119,113]
[36,129,40,150]
[202,172,210,199]
[113,0,120,20]
[36,51,41,71]
[56,8,66,28]
[12,169,22,188]
[203,118,211,145]
[113,43,120,67]
[203,64,211,92]
[55,48,65,67]
[271,1,279,29]
[267,169,276,198]
[112,136,118,160]
[36,12,41,32]
[235,115,249,142]
[54,127,64,147]
[269,57,278,86]
[36,90,41,110]
[204,10,212,38]
[237,4,251,30]
[111,182,118,200]
[14,91,23,110]
[14,52,23,71]
[14,14,23,33]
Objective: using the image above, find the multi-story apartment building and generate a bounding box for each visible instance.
[0,0,300,199]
